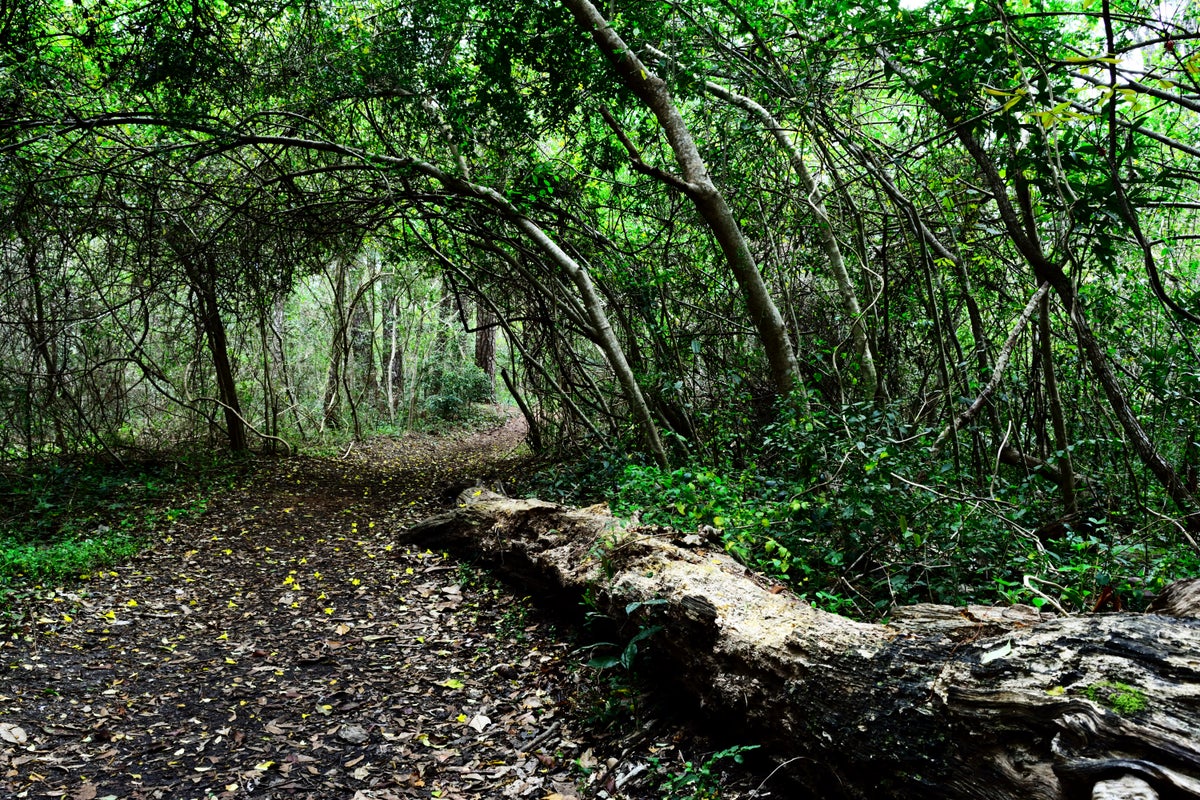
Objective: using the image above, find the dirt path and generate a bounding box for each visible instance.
[0,412,774,800]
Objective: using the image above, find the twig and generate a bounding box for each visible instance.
[755,756,813,794]
[524,720,562,753]
[1022,575,1071,616]
[1142,506,1200,556]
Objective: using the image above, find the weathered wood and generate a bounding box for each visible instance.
[403,493,1200,800]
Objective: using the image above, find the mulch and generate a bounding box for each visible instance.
[0,413,780,800]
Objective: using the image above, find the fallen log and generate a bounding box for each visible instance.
[403,491,1200,800]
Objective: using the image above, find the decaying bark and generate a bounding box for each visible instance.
[404,493,1200,800]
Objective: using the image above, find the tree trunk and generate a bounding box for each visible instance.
[385,293,404,420]
[475,305,497,400]
[257,307,279,452]
[322,258,348,431]
[351,265,380,416]
[562,0,801,395]
[701,78,877,401]
[1040,293,1078,516]
[271,294,307,440]
[189,257,246,453]
[406,494,1200,800]
[501,367,542,452]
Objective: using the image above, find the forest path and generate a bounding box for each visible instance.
[0,411,770,800]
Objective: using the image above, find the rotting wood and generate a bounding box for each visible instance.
[404,491,1200,800]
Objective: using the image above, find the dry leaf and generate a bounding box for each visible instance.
[575,748,598,770]
[0,723,28,745]
[73,783,98,800]
[338,723,369,744]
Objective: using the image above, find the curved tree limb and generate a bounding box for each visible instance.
[930,283,1048,459]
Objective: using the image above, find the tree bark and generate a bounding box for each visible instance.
[1039,293,1078,516]
[271,295,307,440]
[475,305,497,399]
[406,494,1200,800]
[188,256,247,452]
[321,257,348,432]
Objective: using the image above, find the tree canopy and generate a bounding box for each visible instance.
[3,0,1200,614]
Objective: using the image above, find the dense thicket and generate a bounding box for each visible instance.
[3,0,1199,614]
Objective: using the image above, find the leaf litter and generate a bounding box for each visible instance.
[0,411,776,799]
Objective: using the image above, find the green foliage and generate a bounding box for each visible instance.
[651,745,760,800]
[520,451,634,506]
[572,669,643,732]
[1084,682,1148,716]
[613,395,1200,618]
[0,454,234,595]
[422,362,494,421]
[581,598,667,671]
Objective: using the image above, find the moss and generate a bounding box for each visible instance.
[1084,681,1148,715]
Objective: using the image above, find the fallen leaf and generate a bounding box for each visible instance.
[0,723,28,745]
[981,640,1013,664]
[73,784,98,800]
[338,723,369,744]
[576,748,598,770]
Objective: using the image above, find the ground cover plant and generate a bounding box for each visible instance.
[558,393,1200,618]
[0,454,239,597]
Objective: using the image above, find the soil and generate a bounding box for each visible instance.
[0,410,780,800]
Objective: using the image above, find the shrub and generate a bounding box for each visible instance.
[422,362,493,420]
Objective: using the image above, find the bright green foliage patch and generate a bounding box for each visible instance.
[604,394,1200,618]
[422,363,495,422]
[651,744,760,800]
[0,454,235,592]
[1085,682,1148,716]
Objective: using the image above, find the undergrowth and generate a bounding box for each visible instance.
[0,451,240,601]
[526,392,1200,619]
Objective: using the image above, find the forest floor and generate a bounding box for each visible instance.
[0,409,778,800]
